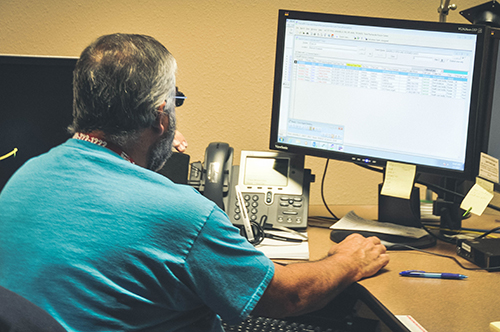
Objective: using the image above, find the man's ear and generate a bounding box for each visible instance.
[153,102,168,135]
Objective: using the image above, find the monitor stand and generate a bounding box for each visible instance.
[418,174,465,235]
[330,184,436,249]
[434,177,465,227]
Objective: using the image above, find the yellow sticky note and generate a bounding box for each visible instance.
[460,183,494,216]
[381,161,416,199]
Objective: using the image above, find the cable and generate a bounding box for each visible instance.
[423,224,500,238]
[320,159,340,221]
[477,226,500,239]
[421,223,456,244]
[396,245,485,271]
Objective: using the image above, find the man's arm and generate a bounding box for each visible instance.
[252,233,389,318]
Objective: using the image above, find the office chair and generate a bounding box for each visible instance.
[0,285,67,332]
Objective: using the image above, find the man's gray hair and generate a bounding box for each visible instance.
[69,33,177,145]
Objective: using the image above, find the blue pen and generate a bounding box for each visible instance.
[400,270,467,279]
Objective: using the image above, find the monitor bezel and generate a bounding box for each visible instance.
[269,9,487,181]
[475,26,500,190]
[478,27,500,160]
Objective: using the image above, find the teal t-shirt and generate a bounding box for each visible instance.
[0,139,274,332]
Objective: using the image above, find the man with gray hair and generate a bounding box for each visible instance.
[0,33,388,332]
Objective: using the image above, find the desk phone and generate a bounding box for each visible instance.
[189,145,313,229]
[226,151,313,230]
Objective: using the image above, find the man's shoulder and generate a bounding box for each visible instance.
[12,138,220,216]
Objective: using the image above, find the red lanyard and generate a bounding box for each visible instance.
[73,132,135,164]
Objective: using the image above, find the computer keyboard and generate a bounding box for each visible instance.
[222,283,411,332]
[222,315,340,332]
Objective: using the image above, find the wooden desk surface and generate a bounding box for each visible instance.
[306,205,500,332]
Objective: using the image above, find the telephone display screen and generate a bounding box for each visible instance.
[243,157,289,186]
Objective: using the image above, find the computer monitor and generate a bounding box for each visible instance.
[0,55,77,191]
[269,10,486,235]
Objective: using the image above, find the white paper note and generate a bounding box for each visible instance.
[479,152,499,183]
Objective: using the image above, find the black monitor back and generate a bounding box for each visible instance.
[0,55,77,191]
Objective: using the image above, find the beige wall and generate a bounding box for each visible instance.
[0,0,485,208]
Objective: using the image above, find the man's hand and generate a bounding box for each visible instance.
[328,233,389,281]
[173,130,188,152]
[253,233,389,318]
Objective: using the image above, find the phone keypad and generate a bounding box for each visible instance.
[233,194,304,226]
[233,194,260,222]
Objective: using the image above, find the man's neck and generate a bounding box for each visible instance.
[75,130,148,167]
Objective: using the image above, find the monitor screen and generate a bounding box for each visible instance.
[238,150,305,197]
[0,55,77,191]
[269,10,485,180]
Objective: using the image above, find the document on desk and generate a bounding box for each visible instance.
[330,211,428,239]
[255,231,309,260]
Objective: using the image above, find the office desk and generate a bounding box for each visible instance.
[307,205,500,332]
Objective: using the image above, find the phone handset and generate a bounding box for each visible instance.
[200,142,233,210]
